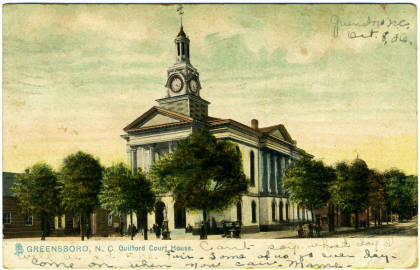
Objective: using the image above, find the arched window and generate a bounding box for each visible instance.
[251,201,257,223]
[250,151,255,186]
[177,43,180,56]
[279,201,284,222]
[271,201,276,221]
[286,203,289,221]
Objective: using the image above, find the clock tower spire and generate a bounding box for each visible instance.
[157,5,209,120]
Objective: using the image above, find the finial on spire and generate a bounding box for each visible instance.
[177,4,184,28]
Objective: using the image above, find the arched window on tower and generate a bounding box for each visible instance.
[271,201,276,221]
[177,43,180,56]
[251,201,257,223]
[187,43,190,59]
[182,42,185,56]
[250,151,255,186]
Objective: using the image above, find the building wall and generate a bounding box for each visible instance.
[125,124,312,233]
[234,141,259,195]
[3,197,42,238]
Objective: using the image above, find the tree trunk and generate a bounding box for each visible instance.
[130,212,134,240]
[355,211,359,229]
[81,214,85,241]
[202,209,208,240]
[328,204,333,232]
[86,214,91,239]
[378,209,382,226]
[367,208,370,228]
[41,215,45,240]
[143,210,148,240]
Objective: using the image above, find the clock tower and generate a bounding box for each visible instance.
[156,26,209,120]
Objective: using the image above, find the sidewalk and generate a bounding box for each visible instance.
[7,218,416,241]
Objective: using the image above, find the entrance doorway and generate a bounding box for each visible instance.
[174,202,186,228]
[155,201,165,227]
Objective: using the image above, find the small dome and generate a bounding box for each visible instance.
[351,158,367,168]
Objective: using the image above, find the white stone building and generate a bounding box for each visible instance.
[121,26,312,234]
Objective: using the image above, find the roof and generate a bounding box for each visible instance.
[123,106,309,154]
[177,26,186,37]
[3,172,18,197]
[123,106,194,132]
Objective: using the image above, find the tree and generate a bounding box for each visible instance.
[60,151,102,241]
[406,175,418,218]
[148,128,248,239]
[12,162,61,240]
[126,168,156,240]
[100,163,156,240]
[283,156,335,230]
[367,170,386,227]
[383,169,415,221]
[330,158,370,228]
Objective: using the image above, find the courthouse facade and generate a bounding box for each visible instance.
[121,26,312,233]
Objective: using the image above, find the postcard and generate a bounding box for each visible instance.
[2,3,417,269]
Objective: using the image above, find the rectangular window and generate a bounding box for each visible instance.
[25,215,33,226]
[3,212,11,224]
[108,214,112,227]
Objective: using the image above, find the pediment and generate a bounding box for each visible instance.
[266,125,295,144]
[123,107,192,132]
[270,130,286,141]
[140,112,180,128]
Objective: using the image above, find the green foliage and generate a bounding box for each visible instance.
[126,168,156,216]
[149,128,248,212]
[60,151,103,215]
[100,162,156,216]
[99,163,132,216]
[383,169,416,218]
[329,159,370,214]
[12,162,61,218]
[283,156,335,210]
[367,169,386,209]
[406,175,418,207]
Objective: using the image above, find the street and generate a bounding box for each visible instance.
[6,216,417,241]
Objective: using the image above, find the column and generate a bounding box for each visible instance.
[148,145,155,171]
[279,155,285,194]
[130,147,137,172]
[127,146,132,169]
[258,149,266,193]
[267,151,272,193]
[274,154,278,194]
[168,141,174,153]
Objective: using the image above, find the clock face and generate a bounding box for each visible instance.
[170,76,183,93]
[189,79,199,93]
